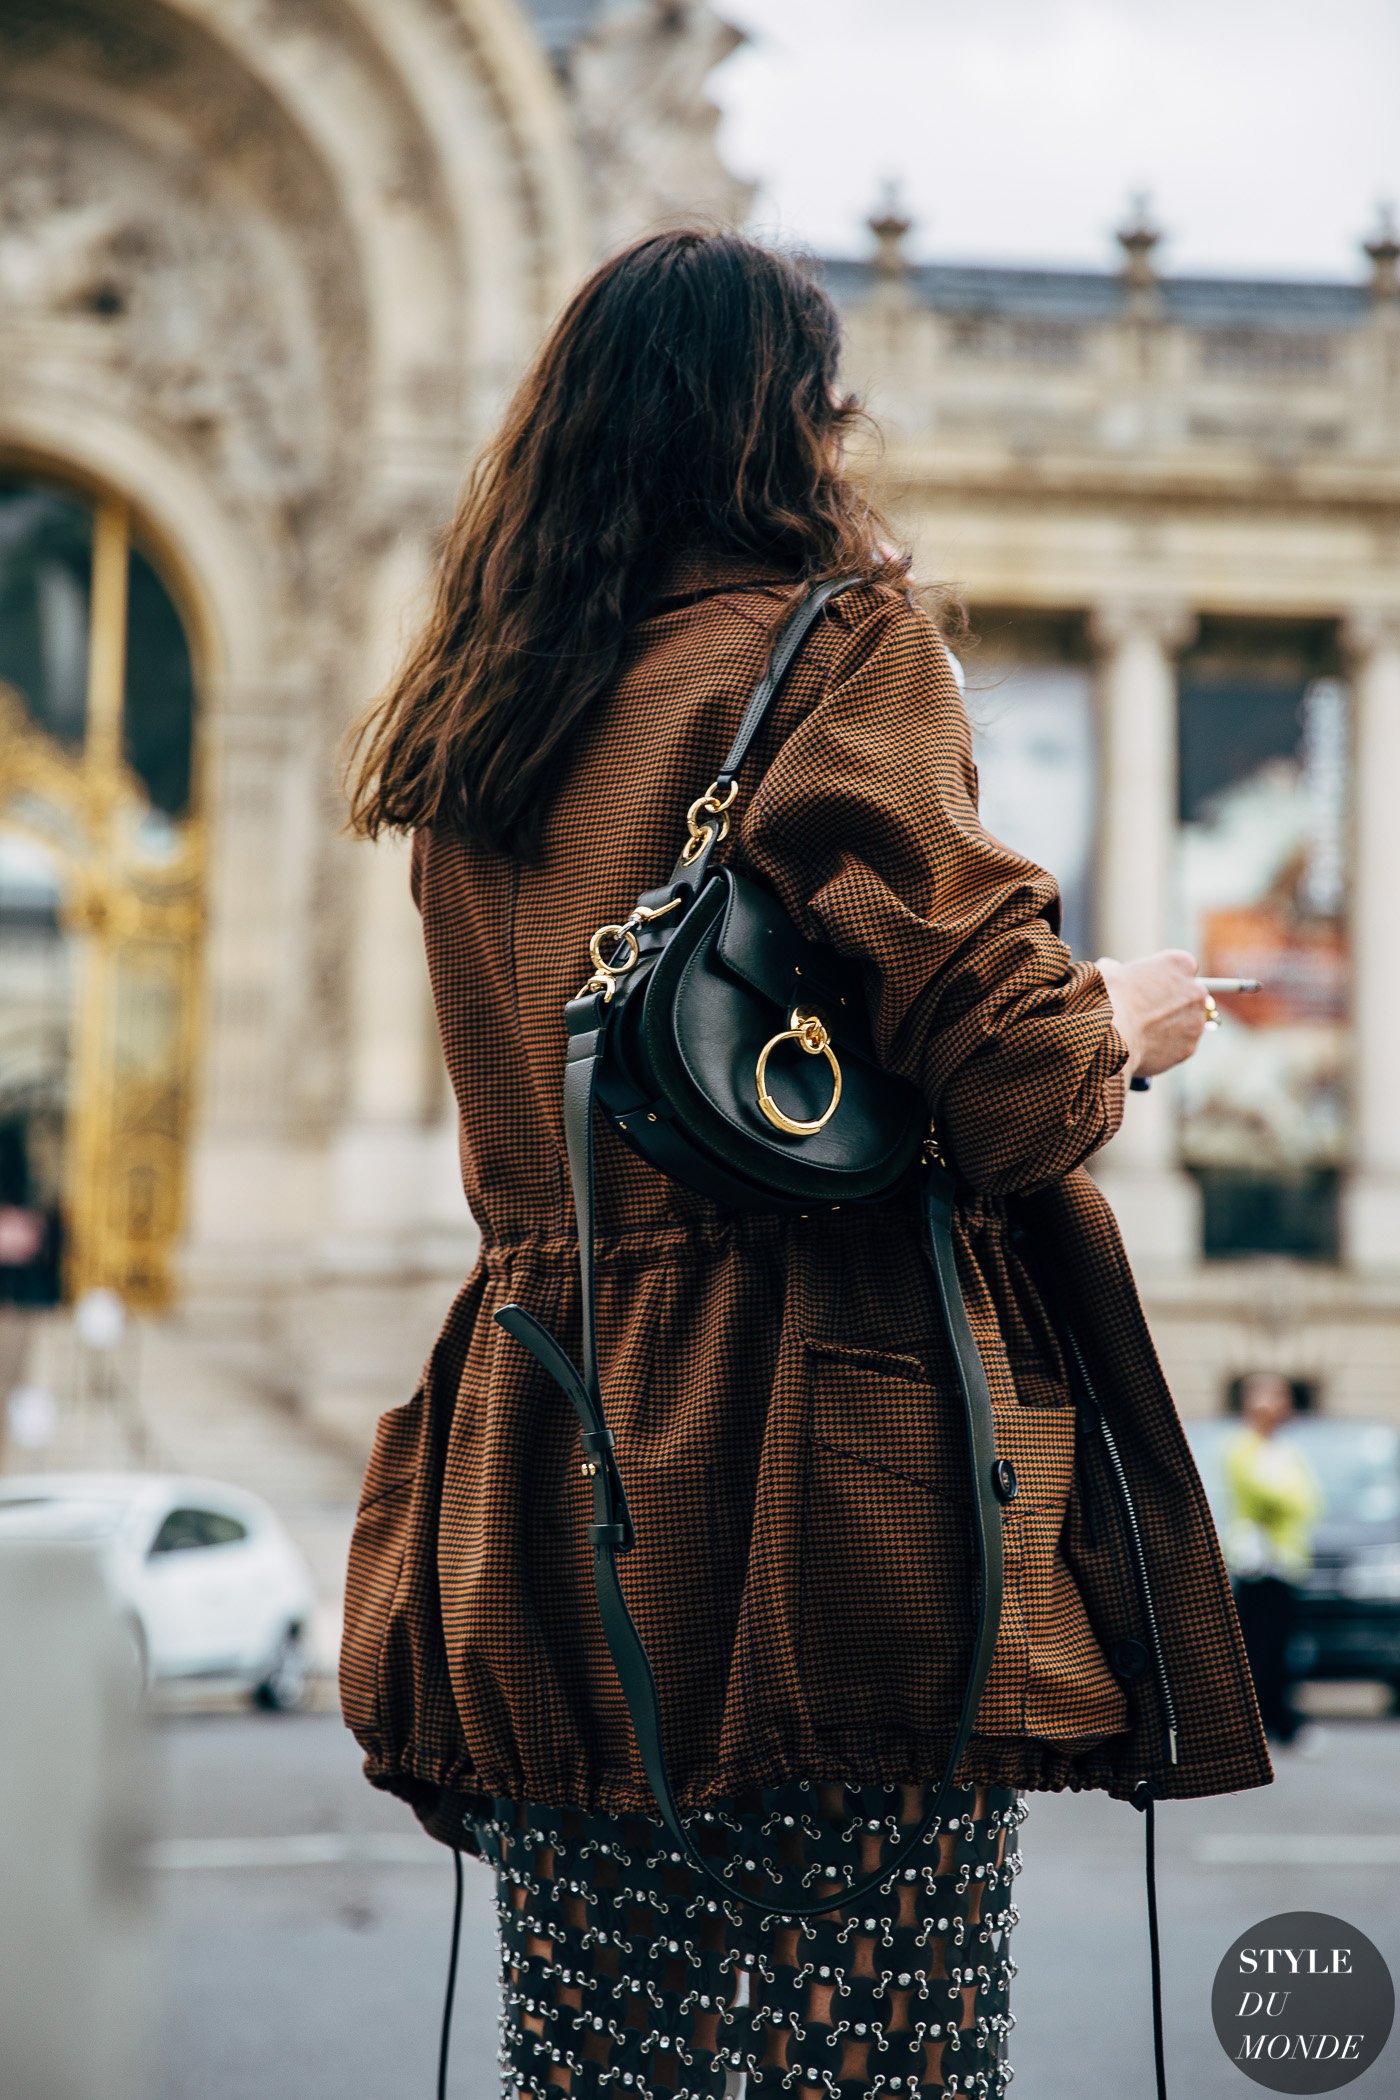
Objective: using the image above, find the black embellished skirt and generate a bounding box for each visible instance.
[471,1777,1026,2099]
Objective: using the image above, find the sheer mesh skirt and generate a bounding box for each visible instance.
[471,1777,1026,2100]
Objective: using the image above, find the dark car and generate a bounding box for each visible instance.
[1186,1416,1400,1701]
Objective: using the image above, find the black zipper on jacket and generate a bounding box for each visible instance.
[1061,1318,1180,1769]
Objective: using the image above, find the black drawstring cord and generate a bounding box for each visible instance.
[1135,1785,1168,2100]
[437,1847,464,2100]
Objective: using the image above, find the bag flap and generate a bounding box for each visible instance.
[714,869,865,1028]
[641,867,925,1196]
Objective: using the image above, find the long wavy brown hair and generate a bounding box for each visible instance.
[343,228,909,860]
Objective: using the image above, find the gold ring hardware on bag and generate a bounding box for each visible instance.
[755,1005,844,1136]
[679,778,739,866]
[580,896,682,1000]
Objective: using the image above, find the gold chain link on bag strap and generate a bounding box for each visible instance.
[679,778,737,865]
[578,773,740,1002]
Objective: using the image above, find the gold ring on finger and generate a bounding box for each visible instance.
[1203,992,1220,1030]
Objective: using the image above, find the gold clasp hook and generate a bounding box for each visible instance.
[582,923,638,1001]
[579,895,682,1001]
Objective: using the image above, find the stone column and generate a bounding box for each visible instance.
[183,672,325,1321]
[1088,600,1203,1270]
[1340,611,1400,1274]
[300,527,477,1442]
[331,527,451,1241]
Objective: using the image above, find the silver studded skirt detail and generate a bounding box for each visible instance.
[472,1777,1025,2099]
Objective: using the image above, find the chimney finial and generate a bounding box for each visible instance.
[868,178,913,279]
[1116,190,1162,293]
[1364,202,1400,300]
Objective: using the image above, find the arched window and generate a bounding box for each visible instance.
[0,470,203,1310]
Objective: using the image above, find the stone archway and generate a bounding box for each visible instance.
[0,0,586,1343]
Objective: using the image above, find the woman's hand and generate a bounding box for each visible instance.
[1094,949,1210,1080]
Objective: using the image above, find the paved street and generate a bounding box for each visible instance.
[150,1700,1400,2100]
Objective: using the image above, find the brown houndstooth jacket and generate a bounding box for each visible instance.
[340,554,1273,1839]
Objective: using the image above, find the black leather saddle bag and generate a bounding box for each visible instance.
[593,862,926,1210]
[575,577,926,1211]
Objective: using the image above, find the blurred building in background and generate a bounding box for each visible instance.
[1,1,1397,1470]
[0,0,744,1454]
[833,195,1400,1415]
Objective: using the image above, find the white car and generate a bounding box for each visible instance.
[0,1471,317,1709]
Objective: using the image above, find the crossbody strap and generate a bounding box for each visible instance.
[664,575,863,894]
[495,1012,1004,1918]
[717,575,862,785]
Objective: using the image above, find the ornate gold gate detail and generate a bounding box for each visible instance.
[0,483,205,1311]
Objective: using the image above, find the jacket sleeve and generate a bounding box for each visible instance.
[735,591,1129,1197]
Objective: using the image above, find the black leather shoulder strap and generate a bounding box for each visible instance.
[714,574,862,789]
[663,575,863,895]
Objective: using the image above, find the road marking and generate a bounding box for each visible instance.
[146,1833,442,1870]
[1193,1834,1400,1868]
[151,1831,1400,1872]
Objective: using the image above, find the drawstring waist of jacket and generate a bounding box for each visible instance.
[474,1185,1009,1268]
[477,1213,794,1270]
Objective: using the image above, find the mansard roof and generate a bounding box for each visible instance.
[817,257,1371,331]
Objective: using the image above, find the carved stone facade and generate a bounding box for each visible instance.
[0,0,744,1437]
[564,2,752,249]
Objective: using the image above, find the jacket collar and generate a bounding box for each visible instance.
[650,546,805,607]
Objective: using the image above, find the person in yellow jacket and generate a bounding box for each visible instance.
[1223,1372,1325,1744]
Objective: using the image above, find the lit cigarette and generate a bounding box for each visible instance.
[1199,978,1262,994]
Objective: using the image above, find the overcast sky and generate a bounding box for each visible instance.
[712,0,1398,280]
